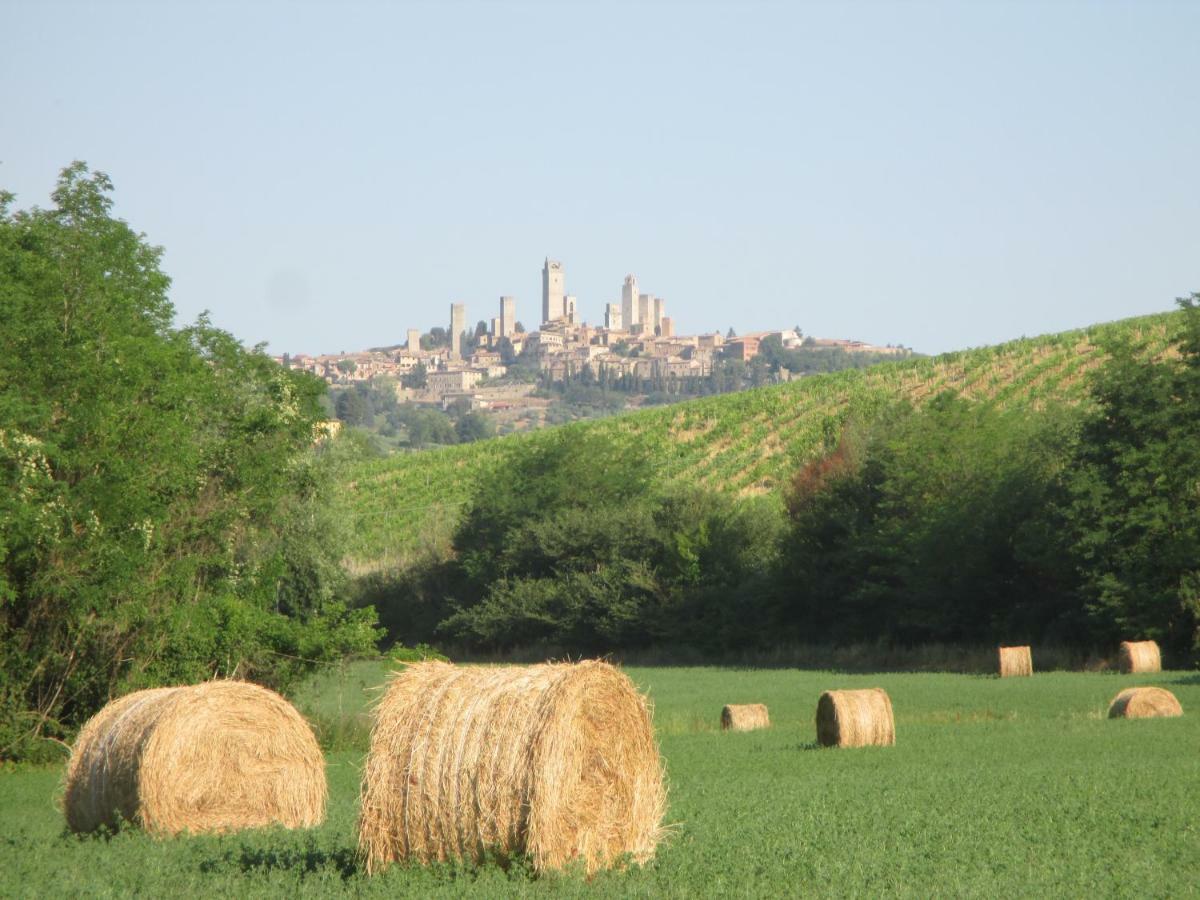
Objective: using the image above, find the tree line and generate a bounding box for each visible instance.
[373,296,1200,662]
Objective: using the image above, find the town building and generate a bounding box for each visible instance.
[542,259,565,324]
[449,302,465,360]
[621,274,639,331]
[500,296,516,338]
[605,302,622,331]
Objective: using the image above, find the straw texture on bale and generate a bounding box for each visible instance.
[816,688,895,748]
[63,681,326,835]
[1107,687,1183,719]
[721,704,770,731]
[358,660,666,875]
[998,646,1033,678]
[1118,640,1162,674]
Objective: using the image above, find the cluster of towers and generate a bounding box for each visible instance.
[543,259,668,336]
[607,273,666,336]
[540,259,578,325]
[421,258,670,361]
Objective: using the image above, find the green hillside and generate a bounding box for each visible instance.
[342,311,1179,572]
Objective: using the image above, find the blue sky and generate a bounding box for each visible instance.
[3,0,1197,355]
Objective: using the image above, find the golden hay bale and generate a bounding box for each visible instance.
[998,645,1033,678]
[358,660,666,876]
[816,688,895,748]
[1118,640,1162,674]
[63,681,326,835]
[1107,686,1183,719]
[721,703,770,731]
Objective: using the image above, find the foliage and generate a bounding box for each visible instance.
[387,643,449,664]
[402,360,428,389]
[777,395,1083,645]
[420,327,448,350]
[758,333,915,375]
[454,411,494,443]
[379,429,783,653]
[1063,294,1200,654]
[0,163,377,761]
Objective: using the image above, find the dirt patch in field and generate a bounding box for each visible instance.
[669,418,717,444]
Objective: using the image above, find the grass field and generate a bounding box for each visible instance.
[4,663,1199,897]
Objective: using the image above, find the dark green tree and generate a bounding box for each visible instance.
[1065,295,1200,655]
[455,411,495,443]
[0,163,377,760]
[403,360,428,389]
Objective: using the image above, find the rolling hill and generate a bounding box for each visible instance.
[340,310,1180,573]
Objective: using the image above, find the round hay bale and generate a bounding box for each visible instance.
[998,645,1033,678]
[815,688,895,748]
[358,660,666,875]
[721,703,770,731]
[1107,686,1183,719]
[1118,640,1162,674]
[63,681,326,835]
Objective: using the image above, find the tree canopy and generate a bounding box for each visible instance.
[0,163,376,760]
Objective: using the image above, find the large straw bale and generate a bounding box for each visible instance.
[358,660,666,875]
[1107,686,1183,719]
[998,645,1033,678]
[721,703,770,731]
[63,681,326,835]
[1118,640,1162,674]
[816,688,895,748]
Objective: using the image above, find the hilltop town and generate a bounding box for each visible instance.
[275,258,912,426]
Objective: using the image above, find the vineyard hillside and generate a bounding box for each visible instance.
[342,311,1179,572]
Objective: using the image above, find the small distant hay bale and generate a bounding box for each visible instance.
[721,703,770,731]
[1118,640,1162,674]
[816,688,895,748]
[358,660,666,875]
[998,645,1033,678]
[1108,686,1183,719]
[63,681,326,835]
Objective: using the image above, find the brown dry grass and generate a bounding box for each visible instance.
[998,646,1033,678]
[62,681,326,835]
[1118,640,1162,674]
[1107,686,1183,719]
[720,703,770,731]
[358,660,667,876]
[816,688,895,748]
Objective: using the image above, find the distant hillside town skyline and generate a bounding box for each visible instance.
[276,256,911,409]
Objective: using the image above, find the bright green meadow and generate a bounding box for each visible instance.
[3,664,1198,897]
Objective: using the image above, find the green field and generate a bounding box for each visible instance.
[4,663,1198,897]
[344,311,1180,571]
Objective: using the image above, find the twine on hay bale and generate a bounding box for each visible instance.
[721,704,770,731]
[816,688,895,748]
[1108,686,1183,719]
[1118,640,1162,674]
[998,645,1033,678]
[357,660,667,876]
[62,681,326,835]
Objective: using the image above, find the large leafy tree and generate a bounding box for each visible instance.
[433,428,779,651]
[778,395,1081,644]
[0,163,375,759]
[1066,294,1200,654]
